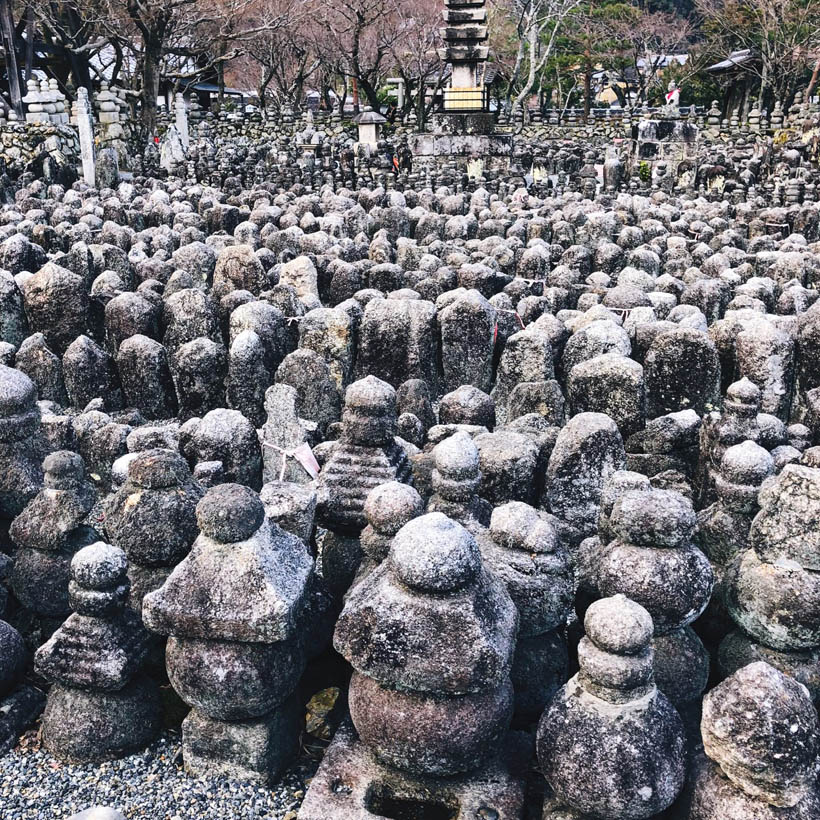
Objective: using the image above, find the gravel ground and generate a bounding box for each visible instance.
[0,729,320,820]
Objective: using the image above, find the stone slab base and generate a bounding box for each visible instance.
[183,694,302,785]
[409,132,512,159]
[299,721,528,819]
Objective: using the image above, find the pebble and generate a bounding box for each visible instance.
[1,732,317,819]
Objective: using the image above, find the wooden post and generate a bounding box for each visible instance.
[23,5,33,82]
[0,0,22,117]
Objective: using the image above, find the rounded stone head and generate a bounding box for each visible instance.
[432,431,480,501]
[43,450,87,491]
[715,440,773,511]
[701,661,819,807]
[342,376,397,446]
[585,594,654,655]
[364,481,423,537]
[598,470,651,543]
[196,483,265,543]
[724,378,761,417]
[610,488,696,548]
[0,364,39,441]
[390,512,481,593]
[788,424,811,452]
[69,542,129,616]
[489,501,560,555]
[127,448,192,490]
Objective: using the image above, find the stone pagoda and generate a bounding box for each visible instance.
[439,0,489,111]
[412,0,509,171]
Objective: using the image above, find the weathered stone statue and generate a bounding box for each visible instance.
[486,500,573,724]
[300,512,526,819]
[426,430,492,530]
[720,463,820,702]
[0,365,44,527]
[314,375,414,595]
[104,448,203,610]
[538,595,687,819]
[697,378,762,505]
[9,450,99,628]
[357,480,423,581]
[696,440,774,644]
[682,662,820,819]
[143,483,313,783]
[598,488,713,711]
[35,542,161,760]
[0,617,44,753]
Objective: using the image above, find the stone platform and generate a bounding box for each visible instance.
[298,721,529,820]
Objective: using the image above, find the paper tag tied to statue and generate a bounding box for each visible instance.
[292,442,321,479]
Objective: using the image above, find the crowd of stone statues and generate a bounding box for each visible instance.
[0,141,819,820]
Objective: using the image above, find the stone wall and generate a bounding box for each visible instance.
[0,122,80,182]
[2,90,818,189]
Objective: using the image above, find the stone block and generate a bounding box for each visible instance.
[182,695,302,784]
[299,722,528,820]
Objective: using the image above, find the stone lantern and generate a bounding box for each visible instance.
[143,483,313,783]
[354,107,387,148]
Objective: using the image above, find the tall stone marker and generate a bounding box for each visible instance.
[76,88,95,187]
[175,94,189,150]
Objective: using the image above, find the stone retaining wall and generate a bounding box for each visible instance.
[0,122,80,181]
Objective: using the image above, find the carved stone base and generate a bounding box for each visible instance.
[299,721,528,820]
[42,677,160,762]
[182,694,302,784]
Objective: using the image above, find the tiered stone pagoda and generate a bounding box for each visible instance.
[411,0,509,172]
[439,0,489,111]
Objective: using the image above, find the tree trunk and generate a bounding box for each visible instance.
[258,68,274,113]
[337,75,348,116]
[512,21,539,118]
[23,5,33,81]
[141,39,162,138]
[0,0,22,117]
[416,79,426,130]
[359,78,381,113]
[322,83,333,112]
[506,32,527,112]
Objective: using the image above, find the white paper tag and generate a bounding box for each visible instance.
[292,442,320,479]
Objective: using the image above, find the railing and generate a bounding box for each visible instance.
[523,104,704,121]
[441,86,490,113]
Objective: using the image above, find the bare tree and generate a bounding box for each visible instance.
[387,0,444,128]
[316,0,402,113]
[182,0,301,104]
[605,7,694,109]
[67,0,297,137]
[243,0,320,114]
[497,0,584,120]
[697,0,820,106]
[29,1,103,92]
